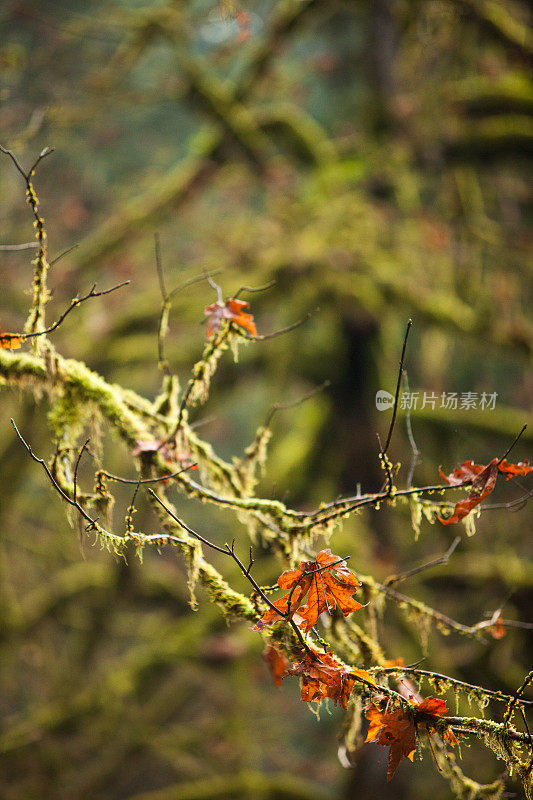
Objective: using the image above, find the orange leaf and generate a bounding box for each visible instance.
[497,459,533,480]
[441,457,533,485]
[252,549,362,633]
[413,696,458,747]
[365,694,456,781]
[438,459,498,525]
[489,615,506,639]
[365,703,417,781]
[204,298,257,338]
[290,650,356,709]
[0,333,22,350]
[262,645,289,687]
[383,657,404,668]
[251,585,306,632]
[440,460,485,485]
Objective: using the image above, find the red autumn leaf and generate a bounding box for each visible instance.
[290,649,357,709]
[489,615,506,639]
[413,696,458,747]
[366,695,456,781]
[251,583,307,632]
[438,458,498,525]
[365,703,417,781]
[0,332,22,350]
[204,298,257,338]
[262,645,290,687]
[440,460,485,485]
[497,459,533,480]
[441,458,533,485]
[252,549,362,633]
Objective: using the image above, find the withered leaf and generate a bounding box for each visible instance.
[204,298,257,338]
[497,459,533,480]
[365,703,417,781]
[262,644,290,687]
[252,549,362,633]
[438,459,498,525]
[290,649,356,710]
[0,333,22,350]
[365,695,456,781]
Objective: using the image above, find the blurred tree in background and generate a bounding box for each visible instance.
[0,1,532,798]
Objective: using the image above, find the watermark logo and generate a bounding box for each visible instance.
[375,390,395,411]
[376,389,498,412]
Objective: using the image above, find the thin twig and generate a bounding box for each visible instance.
[73,440,90,504]
[241,310,314,341]
[147,488,317,659]
[383,319,412,454]
[384,537,461,587]
[504,671,533,727]
[0,242,38,251]
[497,425,527,467]
[100,464,197,485]
[154,232,166,300]
[233,280,276,299]
[264,380,331,427]
[49,243,79,266]
[19,281,130,340]
[403,370,420,489]
[11,420,186,550]
[373,666,533,707]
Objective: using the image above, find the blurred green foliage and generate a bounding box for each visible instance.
[0,1,532,798]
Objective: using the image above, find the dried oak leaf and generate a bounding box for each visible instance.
[290,650,361,710]
[262,644,290,687]
[0,332,22,350]
[438,458,498,525]
[204,298,257,338]
[252,549,362,633]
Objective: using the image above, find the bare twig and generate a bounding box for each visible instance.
[99,464,197,485]
[20,281,130,340]
[233,280,276,299]
[1,144,54,334]
[10,419,186,550]
[383,319,412,455]
[49,243,79,266]
[384,537,461,587]
[373,666,533,707]
[403,370,420,488]
[264,380,330,427]
[497,424,527,467]
[147,488,317,659]
[0,242,38,251]
[73,439,90,504]
[242,310,315,341]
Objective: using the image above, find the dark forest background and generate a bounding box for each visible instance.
[0,1,532,798]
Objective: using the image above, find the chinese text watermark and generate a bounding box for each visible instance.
[376,390,498,411]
